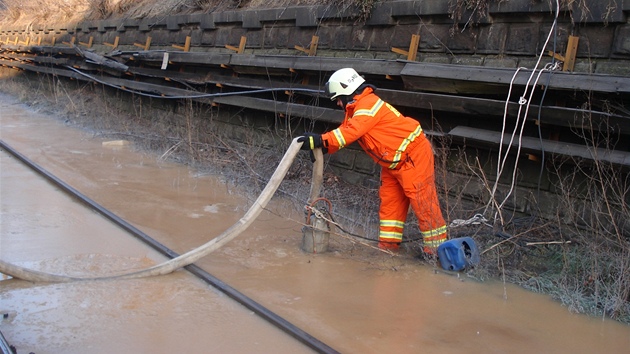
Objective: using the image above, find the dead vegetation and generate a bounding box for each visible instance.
[0,0,333,27]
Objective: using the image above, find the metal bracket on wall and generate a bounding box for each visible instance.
[391,34,420,61]
[547,35,579,72]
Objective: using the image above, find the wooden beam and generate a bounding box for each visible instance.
[18,37,30,46]
[172,36,191,52]
[449,125,630,167]
[104,36,120,49]
[548,35,579,72]
[391,34,420,61]
[79,36,93,48]
[225,36,247,54]
[377,88,630,135]
[134,36,152,51]
[400,62,630,94]
[295,35,319,56]
[62,37,76,47]
[562,35,579,72]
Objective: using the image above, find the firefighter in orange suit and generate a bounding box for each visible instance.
[298,68,447,254]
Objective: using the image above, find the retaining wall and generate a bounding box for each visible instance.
[2,1,630,75]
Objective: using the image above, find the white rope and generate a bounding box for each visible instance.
[448,214,491,228]
[498,62,561,211]
[486,0,561,222]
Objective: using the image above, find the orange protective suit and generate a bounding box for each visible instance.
[321,86,447,253]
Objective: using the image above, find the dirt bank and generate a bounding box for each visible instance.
[0,0,326,27]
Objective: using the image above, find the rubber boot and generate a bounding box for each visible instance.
[378,241,400,251]
[423,245,437,255]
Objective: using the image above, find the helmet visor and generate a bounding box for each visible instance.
[324,82,335,100]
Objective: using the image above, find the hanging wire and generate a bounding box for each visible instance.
[64,65,325,99]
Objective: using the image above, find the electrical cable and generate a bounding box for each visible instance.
[308,208,492,245]
[534,8,560,216]
[64,65,325,99]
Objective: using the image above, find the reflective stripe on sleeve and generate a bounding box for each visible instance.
[332,128,346,148]
[354,99,384,117]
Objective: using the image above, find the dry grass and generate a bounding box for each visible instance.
[0,0,337,27]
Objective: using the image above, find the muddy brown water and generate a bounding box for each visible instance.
[1,93,629,353]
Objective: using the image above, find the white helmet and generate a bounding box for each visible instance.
[325,68,365,101]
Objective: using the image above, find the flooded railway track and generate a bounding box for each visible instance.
[0,139,338,354]
[1,92,629,354]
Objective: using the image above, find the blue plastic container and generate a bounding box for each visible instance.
[437,237,480,271]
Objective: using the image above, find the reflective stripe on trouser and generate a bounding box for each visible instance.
[379,219,405,243]
[378,135,447,248]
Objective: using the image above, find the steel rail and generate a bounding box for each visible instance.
[0,139,339,354]
[0,330,12,354]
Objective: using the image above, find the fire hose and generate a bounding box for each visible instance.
[0,138,323,282]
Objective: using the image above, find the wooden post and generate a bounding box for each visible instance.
[391,34,420,61]
[104,36,119,49]
[134,36,152,51]
[79,36,93,48]
[547,35,579,72]
[225,36,247,54]
[295,35,319,56]
[172,36,191,52]
[289,68,310,86]
[562,35,579,72]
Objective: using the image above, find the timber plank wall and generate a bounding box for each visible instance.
[2,1,630,74]
[1,0,630,219]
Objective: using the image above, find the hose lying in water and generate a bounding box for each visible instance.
[0,138,324,282]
